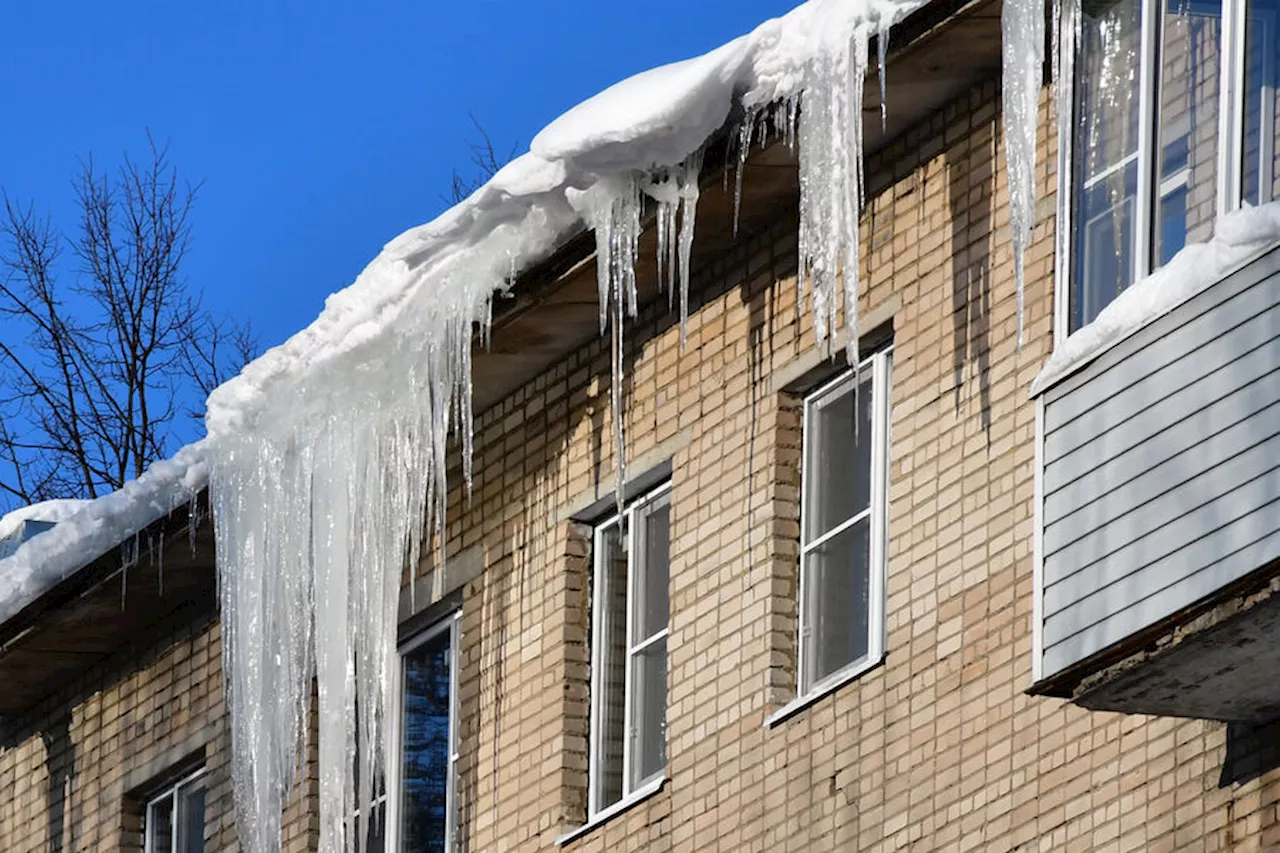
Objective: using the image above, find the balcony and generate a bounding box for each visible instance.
[1031,243,1280,722]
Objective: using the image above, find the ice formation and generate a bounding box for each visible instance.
[1002,0,1046,349]
[193,4,933,849]
[0,0,1078,850]
[1031,202,1280,394]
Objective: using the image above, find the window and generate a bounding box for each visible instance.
[1068,0,1280,331]
[798,349,891,696]
[388,613,461,852]
[588,483,671,817]
[144,766,207,853]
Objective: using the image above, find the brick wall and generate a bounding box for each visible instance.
[3,69,1279,853]
[0,614,319,852]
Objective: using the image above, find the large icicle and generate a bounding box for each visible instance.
[1002,0,1046,348]
[571,176,644,513]
[196,5,942,852]
[797,23,874,366]
[209,250,489,853]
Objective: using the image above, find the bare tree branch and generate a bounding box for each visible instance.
[0,138,258,511]
[445,113,519,204]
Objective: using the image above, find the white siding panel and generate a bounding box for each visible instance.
[1039,245,1280,679]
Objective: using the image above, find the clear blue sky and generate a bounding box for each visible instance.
[0,1,796,359]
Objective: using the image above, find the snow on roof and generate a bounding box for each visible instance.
[0,444,208,625]
[202,0,919,439]
[1031,202,1280,396]
[0,498,92,544]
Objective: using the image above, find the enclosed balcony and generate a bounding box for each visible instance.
[1031,243,1280,722]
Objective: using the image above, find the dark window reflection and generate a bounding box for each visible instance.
[402,629,454,852]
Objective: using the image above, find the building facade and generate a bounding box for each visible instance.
[2,0,1279,851]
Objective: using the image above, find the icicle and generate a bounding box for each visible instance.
[611,292,626,518]
[877,23,891,132]
[646,149,706,348]
[676,148,704,348]
[646,168,680,300]
[733,112,757,237]
[1002,0,1046,349]
[797,25,871,368]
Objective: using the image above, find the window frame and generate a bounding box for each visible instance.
[586,481,672,819]
[796,347,892,701]
[1055,0,1279,342]
[143,765,208,853]
[385,610,462,853]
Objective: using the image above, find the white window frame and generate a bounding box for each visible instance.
[143,765,208,853]
[1055,0,1279,343]
[386,611,461,852]
[587,482,671,819]
[796,347,892,700]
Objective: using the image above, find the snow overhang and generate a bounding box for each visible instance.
[0,494,216,722]
[472,0,1002,416]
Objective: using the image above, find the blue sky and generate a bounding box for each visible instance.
[0,1,796,359]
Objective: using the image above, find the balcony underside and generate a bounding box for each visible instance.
[1072,567,1280,723]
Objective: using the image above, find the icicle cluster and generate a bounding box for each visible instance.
[644,149,705,347]
[797,24,872,366]
[210,260,489,853]
[1002,0,1047,348]
[204,4,936,851]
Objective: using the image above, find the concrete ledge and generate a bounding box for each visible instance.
[399,544,484,624]
[122,723,219,795]
[770,294,900,394]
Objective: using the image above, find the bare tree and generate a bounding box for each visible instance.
[446,113,520,204]
[0,136,256,510]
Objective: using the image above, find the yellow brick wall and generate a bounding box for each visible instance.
[435,75,1280,853]
[3,69,1279,853]
[0,616,319,852]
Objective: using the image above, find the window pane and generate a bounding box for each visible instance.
[804,375,872,541]
[402,631,453,853]
[592,522,627,809]
[176,780,205,853]
[1243,0,1279,204]
[804,517,872,686]
[148,794,174,853]
[1073,0,1142,329]
[635,498,670,641]
[1155,0,1221,265]
[629,637,667,789]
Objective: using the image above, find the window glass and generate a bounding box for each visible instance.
[1154,0,1221,263]
[592,520,628,809]
[804,518,872,686]
[589,485,670,815]
[401,629,454,852]
[803,374,872,541]
[798,350,890,696]
[630,637,667,787]
[1243,0,1279,204]
[149,793,175,853]
[176,779,206,853]
[145,768,205,853]
[636,502,671,641]
[1073,0,1142,329]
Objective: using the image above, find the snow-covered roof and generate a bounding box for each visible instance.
[0,0,946,637]
[0,498,91,544]
[0,444,207,625]
[0,2,1056,850]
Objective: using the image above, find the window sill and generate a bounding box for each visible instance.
[764,655,884,728]
[555,776,666,846]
